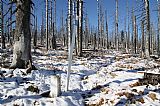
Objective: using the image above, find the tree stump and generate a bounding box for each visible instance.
[50,75,61,97]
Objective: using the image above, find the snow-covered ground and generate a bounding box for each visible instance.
[0,48,160,106]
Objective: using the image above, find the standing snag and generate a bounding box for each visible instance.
[10,0,33,69]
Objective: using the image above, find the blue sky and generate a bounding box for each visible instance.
[34,0,159,33]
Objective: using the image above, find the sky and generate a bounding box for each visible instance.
[33,0,159,34]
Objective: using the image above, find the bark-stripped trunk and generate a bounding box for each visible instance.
[97,0,100,49]
[158,2,160,56]
[105,10,109,49]
[127,0,130,53]
[115,0,119,51]
[144,0,150,58]
[10,0,32,69]
[78,0,83,56]
[41,12,44,45]
[10,3,13,45]
[134,16,137,54]
[141,20,145,58]
[125,0,129,53]
[46,0,49,50]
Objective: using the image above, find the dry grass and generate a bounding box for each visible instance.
[100,87,109,94]
[136,98,145,104]
[116,92,134,99]
[129,81,141,87]
[91,85,103,90]
[109,72,117,78]
[138,91,145,95]
[86,98,105,106]
[148,93,158,101]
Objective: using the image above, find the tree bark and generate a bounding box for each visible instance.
[144,0,150,58]
[115,0,119,51]
[158,2,160,56]
[0,0,5,49]
[105,10,109,49]
[141,20,145,58]
[10,0,32,69]
[52,0,57,49]
[133,16,137,54]
[33,16,37,48]
[46,0,49,50]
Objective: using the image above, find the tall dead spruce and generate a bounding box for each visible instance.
[144,0,150,58]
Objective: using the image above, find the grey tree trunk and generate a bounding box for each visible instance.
[10,0,32,69]
[125,0,129,53]
[141,20,145,58]
[127,0,130,53]
[157,2,160,56]
[0,0,5,49]
[115,0,119,51]
[78,0,83,56]
[105,10,109,49]
[46,0,49,50]
[144,0,150,58]
[97,0,100,49]
[10,3,13,45]
[61,10,65,47]
[52,0,56,49]
[41,11,44,45]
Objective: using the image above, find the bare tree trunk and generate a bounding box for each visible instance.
[46,0,49,50]
[150,23,154,54]
[133,16,138,54]
[115,0,119,51]
[10,3,13,45]
[152,24,155,54]
[78,0,83,56]
[10,0,32,69]
[144,0,150,58]
[97,0,100,49]
[158,2,160,56]
[0,0,5,49]
[33,16,37,48]
[136,25,139,53]
[127,1,130,53]
[52,0,57,49]
[66,0,73,91]
[105,10,109,49]
[61,10,65,46]
[126,0,129,53]
[41,11,44,45]
[85,14,88,49]
[141,20,145,58]
[131,8,134,53]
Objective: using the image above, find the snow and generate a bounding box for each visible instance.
[0,49,160,106]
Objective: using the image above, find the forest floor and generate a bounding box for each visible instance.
[0,46,160,106]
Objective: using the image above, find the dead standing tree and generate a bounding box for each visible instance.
[144,0,150,58]
[52,0,56,49]
[105,10,109,49]
[158,1,160,56]
[10,0,34,69]
[0,0,5,49]
[141,20,145,58]
[77,0,83,56]
[46,0,49,50]
[115,0,119,51]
